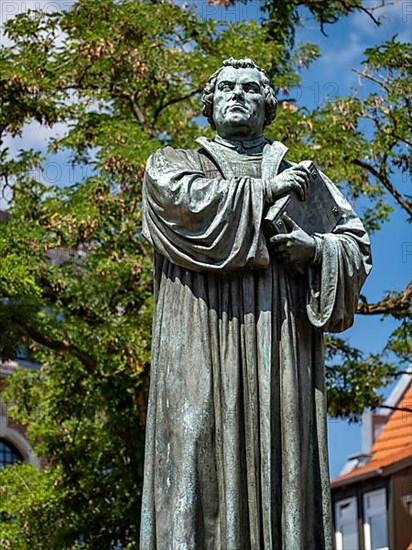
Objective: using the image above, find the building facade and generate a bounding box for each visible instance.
[332,374,412,550]
[0,359,39,470]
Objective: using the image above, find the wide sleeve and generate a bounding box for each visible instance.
[306,173,372,333]
[142,146,270,272]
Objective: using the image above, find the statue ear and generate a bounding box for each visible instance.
[264,86,278,126]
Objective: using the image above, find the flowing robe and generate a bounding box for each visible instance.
[140,138,372,550]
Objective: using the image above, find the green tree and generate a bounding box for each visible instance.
[310,37,412,417]
[0,0,410,547]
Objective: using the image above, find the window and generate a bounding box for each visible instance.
[0,438,23,469]
[335,497,359,550]
[363,489,389,550]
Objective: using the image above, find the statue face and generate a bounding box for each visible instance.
[212,66,266,140]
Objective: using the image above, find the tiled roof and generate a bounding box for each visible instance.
[332,381,412,485]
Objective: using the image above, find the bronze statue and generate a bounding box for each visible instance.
[140,58,371,549]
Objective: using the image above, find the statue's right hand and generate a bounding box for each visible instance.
[269,164,311,202]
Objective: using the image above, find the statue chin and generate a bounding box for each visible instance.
[216,121,261,141]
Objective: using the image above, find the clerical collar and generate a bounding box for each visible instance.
[214,134,266,155]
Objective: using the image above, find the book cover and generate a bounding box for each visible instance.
[263,161,344,237]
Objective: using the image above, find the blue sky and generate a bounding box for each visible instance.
[1,0,411,478]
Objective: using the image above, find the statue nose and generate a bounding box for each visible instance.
[231,85,244,98]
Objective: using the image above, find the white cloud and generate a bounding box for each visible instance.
[3,121,68,155]
[295,0,410,96]
[323,32,366,66]
[352,1,410,43]
[309,32,368,90]
[1,1,72,46]
[1,1,74,23]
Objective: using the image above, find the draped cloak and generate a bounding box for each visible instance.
[140,138,372,550]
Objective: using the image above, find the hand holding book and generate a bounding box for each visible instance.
[269,213,317,265]
[264,160,343,238]
[265,163,312,203]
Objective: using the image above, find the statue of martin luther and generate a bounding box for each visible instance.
[140,57,372,550]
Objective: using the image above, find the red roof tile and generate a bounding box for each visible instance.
[332,382,412,485]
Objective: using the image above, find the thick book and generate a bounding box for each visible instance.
[263,161,344,237]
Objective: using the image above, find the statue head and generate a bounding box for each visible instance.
[201,58,277,141]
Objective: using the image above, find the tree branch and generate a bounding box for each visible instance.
[353,158,412,217]
[111,87,156,138]
[378,404,412,414]
[129,94,156,137]
[22,325,95,372]
[0,315,95,373]
[338,0,394,26]
[0,124,9,145]
[358,5,381,26]
[357,280,412,316]
[352,68,390,93]
[153,88,202,124]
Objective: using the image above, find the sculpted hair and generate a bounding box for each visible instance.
[201,57,278,130]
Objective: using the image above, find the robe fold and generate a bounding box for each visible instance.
[140,139,372,550]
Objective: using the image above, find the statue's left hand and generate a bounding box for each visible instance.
[269,214,316,264]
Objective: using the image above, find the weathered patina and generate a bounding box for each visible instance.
[140,58,371,549]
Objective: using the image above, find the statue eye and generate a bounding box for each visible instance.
[244,84,260,93]
[219,82,234,92]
